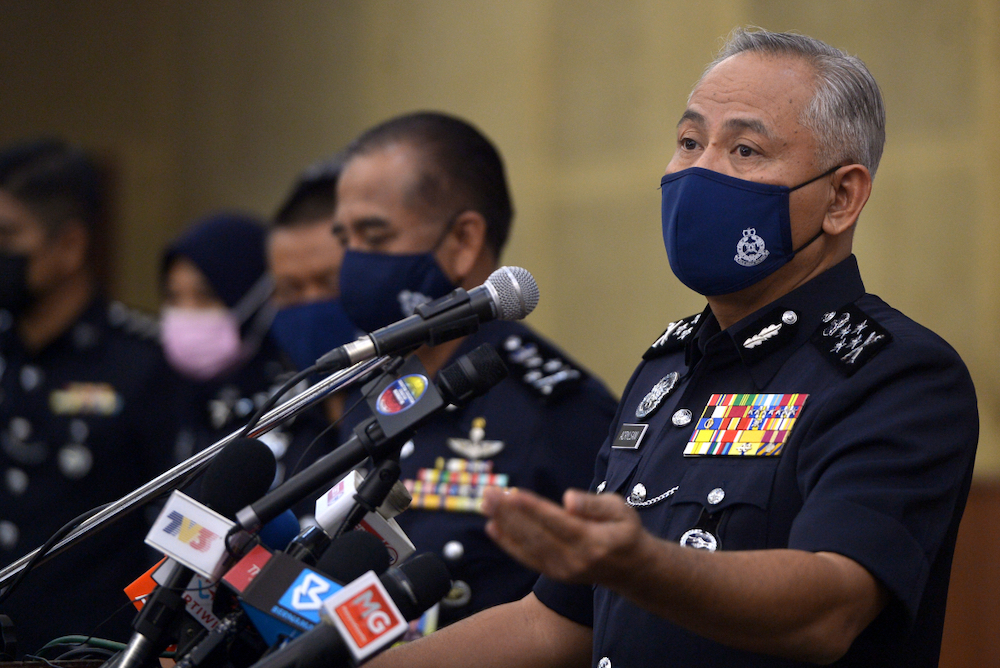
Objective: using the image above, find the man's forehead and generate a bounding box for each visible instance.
[681,53,815,133]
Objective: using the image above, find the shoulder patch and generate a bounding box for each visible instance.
[501,333,584,401]
[810,303,892,376]
[107,301,160,341]
[643,313,702,360]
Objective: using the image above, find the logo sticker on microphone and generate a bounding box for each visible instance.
[376,374,429,415]
[276,569,343,627]
[324,571,407,662]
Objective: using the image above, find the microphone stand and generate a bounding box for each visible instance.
[0,356,390,590]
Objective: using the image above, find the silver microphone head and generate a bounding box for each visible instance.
[485,266,539,320]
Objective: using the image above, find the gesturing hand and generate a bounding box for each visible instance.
[481,487,650,586]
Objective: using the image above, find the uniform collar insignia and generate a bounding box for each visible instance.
[643,310,707,360]
[731,307,800,367]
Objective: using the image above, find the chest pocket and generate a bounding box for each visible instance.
[603,446,643,496]
[668,458,780,549]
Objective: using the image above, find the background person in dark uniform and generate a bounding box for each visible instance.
[267,156,358,397]
[362,29,978,668]
[160,212,334,502]
[0,140,176,654]
[331,112,618,627]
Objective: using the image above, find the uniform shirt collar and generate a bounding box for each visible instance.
[686,255,866,387]
[0,295,108,360]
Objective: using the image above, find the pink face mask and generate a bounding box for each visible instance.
[161,307,245,381]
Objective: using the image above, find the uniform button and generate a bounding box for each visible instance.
[442,580,472,608]
[58,444,93,479]
[10,417,31,441]
[5,468,28,496]
[0,520,19,551]
[781,310,798,325]
[399,440,415,459]
[20,366,42,392]
[69,419,89,443]
[707,487,725,505]
[599,658,611,668]
[596,480,607,494]
[630,483,646,504]
[443,540,464,561]
[672,409,692,427]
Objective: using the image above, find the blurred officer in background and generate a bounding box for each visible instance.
[332,112,618,628]
[0,139,175,653]
[160,212,333,500]
[267,157,359,421]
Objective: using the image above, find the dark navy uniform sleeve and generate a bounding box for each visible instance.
[532,358,650,627]
[788,307,978,625]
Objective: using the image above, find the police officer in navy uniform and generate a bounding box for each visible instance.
[160,212,334,498]
[0,140,177,654]
[360,29,978,668]
[330,113,618,627]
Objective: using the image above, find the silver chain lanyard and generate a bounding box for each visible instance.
[625,485,679,508]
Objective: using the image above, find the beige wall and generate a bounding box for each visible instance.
[2,0,998,471]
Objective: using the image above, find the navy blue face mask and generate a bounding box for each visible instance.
[270,298,359,370]
[339,249,457,334]
[660,166,838,296]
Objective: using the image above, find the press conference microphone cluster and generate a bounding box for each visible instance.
[111,438,277,668]
[248,553,450,668]
[316,265,539,372]
[237,343,509,534]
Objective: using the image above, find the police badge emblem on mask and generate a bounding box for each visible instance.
[338,249,457,333]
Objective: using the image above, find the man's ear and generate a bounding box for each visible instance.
[823,164,872,237]
[440,210,488,284]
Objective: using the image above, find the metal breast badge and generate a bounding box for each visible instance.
[447,417,504,460]
[635,371,680,420]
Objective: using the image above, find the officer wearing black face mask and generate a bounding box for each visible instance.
[331,113,619,630]
[0,140,177,655]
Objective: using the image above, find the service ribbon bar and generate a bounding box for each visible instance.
[683,393,808,457]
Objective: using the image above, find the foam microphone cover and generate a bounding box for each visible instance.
[437,343,508,406]
[382,553,452,620]
[317,530,392,582]
[198,438,277,519]
[258,510,301,551]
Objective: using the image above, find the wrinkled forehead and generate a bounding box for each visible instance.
[684,52,818,137]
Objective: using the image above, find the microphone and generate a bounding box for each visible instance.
[111,438,276,668]
[236,344,509,533]
[313,470,414,567]
[316,266,539,371]
[248,553,451,668]
[237,531,391,646]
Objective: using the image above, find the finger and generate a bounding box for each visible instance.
[490,488,593,545]
[564,489,630,521]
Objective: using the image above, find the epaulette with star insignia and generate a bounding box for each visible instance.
[501,333,584,401]
[643,313,702,360]
[106,301,160,341]
[810,303,892,376]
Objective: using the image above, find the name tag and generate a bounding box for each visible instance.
[612,423,649,450]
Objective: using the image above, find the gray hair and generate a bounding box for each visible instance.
[702,27,886,178]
